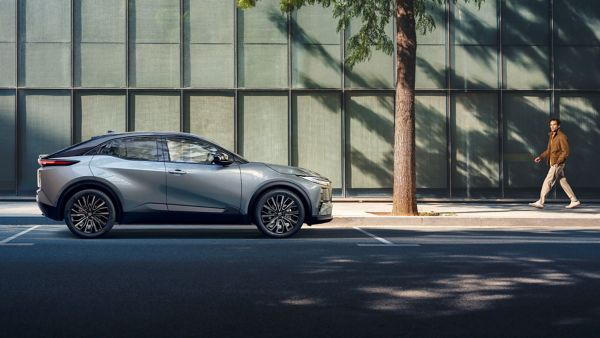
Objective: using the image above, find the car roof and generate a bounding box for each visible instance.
[92,131,198,140]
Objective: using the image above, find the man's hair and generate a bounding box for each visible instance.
[549,118,561,125]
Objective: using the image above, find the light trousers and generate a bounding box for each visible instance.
[539,164,577,205]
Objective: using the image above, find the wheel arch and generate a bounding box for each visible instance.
[246,182,312,223]
[57,179,124,222]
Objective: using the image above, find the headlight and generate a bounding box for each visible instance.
[299,176,330,186]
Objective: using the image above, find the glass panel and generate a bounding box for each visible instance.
[75,93,126,142]
[503,94,550,194]
[452,0,497,45]
[129,0,180,87]
[239,93,288,165]
[416,45,446,89]
[18,91,71,194]
[0,0,16,87]
[131,44,180,87]
[75,0,126,87]
[184,0,233,87]
[0,92,15,193]
[502,0,549,45]
[20,0,70,43]
[19,0,71,87]
[417,3,446,45]
[292,6,341,88]
[131,93,180,131]
[346,94,393,194]
[556,47,600,89]
[185,93,235,150]
[451,45,498,89]
[416,94,447,190]
[503,46,550,89]
[292,93,341,188]
[451,93,499,196]
[237,0,288,88]
[0,43,15,87]
[555,0,600,45]
[185,44,233,88]
[559,95,600,191]
[345,18,393,89]
[0,0,16,42]
[76,44,126,87]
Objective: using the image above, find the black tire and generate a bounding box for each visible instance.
[254,189,305,238]
[64,189,116,238]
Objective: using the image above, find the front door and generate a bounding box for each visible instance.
[164,137,242,215]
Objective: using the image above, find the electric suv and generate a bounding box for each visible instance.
[36,132,333,238]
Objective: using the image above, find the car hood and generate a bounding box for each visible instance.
[263,163,325,178]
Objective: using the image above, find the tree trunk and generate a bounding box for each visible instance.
[392,0,418,216]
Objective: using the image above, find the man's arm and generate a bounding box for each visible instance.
[556,135,570,165]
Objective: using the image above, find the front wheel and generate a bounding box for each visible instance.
[254,189,305,238]
[64,189,116,238]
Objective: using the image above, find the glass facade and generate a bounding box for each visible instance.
[1,0,599,200]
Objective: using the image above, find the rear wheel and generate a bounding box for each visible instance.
[64,189,115,238]
[254,189,305,238]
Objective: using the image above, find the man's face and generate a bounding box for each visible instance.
[549,121,560,132]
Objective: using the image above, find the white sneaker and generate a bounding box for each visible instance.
[529,201,544,209]
[566,200,581,209]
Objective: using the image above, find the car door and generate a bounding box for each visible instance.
[90,136,167,214]
[164,137,242,214]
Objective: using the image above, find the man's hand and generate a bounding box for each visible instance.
[534,156,541,163]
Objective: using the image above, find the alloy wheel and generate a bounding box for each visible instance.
[259,194,301,234]
[69,193,110,234]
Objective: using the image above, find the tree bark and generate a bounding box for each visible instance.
[392,0,418,216]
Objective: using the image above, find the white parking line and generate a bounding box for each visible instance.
[0,225,40,246]
[353,227,394,245]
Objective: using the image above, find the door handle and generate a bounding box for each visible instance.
[168,169,187,175]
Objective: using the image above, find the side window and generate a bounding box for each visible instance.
[166,138,218,164]
[99,137,160,161]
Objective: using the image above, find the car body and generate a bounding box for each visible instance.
[36,132,333,238]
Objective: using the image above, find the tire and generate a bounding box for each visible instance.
[254,189,305,238]
[64,189,116,238]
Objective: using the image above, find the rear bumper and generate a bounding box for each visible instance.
[36,192,61,221]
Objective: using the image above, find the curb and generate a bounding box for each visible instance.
[327,216,600,227]
[2,215,600,227]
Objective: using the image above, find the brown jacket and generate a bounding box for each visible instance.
[539,130,569,166]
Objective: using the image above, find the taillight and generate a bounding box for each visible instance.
[38,159,79,167]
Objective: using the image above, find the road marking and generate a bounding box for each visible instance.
[353,227,394,245]
[0,243,34,246]
[0,225,41,245]
[357,244,420,247]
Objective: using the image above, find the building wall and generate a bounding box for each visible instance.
[1,0,599,199]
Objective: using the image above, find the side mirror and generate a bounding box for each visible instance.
[210,152,234,166]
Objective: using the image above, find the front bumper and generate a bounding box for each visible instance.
[308,198,333,225]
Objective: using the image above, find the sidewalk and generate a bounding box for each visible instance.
[1,201,599,226]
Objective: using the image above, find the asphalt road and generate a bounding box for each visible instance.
[1,223,600,338]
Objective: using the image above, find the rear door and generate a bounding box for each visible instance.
[90,137,167,213]
[163,137,241,214]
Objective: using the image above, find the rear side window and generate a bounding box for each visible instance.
[98,137,160,161]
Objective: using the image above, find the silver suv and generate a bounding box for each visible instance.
[36,132,333,238]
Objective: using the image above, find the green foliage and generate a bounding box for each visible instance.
[238,0,484,67]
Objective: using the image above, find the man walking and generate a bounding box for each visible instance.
[529,118,580,209]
